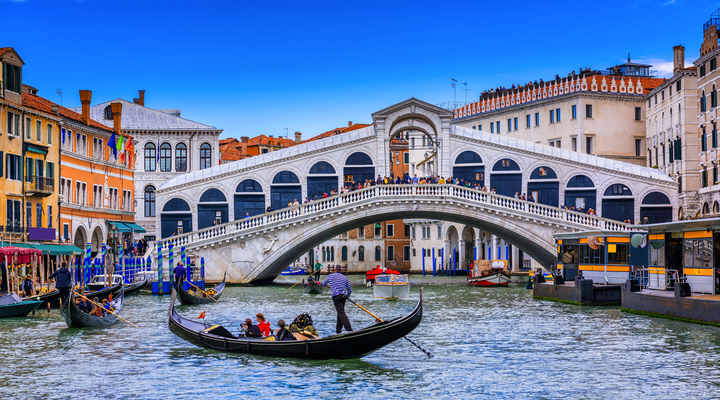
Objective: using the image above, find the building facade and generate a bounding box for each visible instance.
[452,66,665,166]
[645,45,699,222]
[80,92,222,241]
[1,48,61,246]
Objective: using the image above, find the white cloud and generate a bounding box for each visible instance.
[632,58,694,78]
[663,0,676,5]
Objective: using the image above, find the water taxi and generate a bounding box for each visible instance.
[373,274,410,299]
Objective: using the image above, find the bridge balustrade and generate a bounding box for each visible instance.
[160,184,631,249]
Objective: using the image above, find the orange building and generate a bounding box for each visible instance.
[34,90,139,258]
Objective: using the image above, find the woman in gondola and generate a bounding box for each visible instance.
[242,318,262,337]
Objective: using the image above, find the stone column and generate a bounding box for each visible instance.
[458,239,466,270]
[512,245,520,272]
[443,239,451,269]
[491,235,499,260]
[475,238,483,260]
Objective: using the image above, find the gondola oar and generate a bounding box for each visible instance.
[347,297,433,358]
[183,280,221,304]
[75,293,138,328]
[283,270,320,293]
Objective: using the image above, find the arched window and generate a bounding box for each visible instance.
[144,186,155,217]
[309,161,336,174]
[341,246,348,262]
[322,246,326,262]
[604,184,632,196]
[358,246,365,262]
[330,246,335,262]
[200,143,212,170]
[160,143,172,172]
[454,151,483,164]
[175,143,187,172]
[375,246,382,261]
[144,142,156,172]
[702,90,706,112]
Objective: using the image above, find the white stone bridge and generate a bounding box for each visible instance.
[153,98,677,283]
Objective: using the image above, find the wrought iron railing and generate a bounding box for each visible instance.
[25,175,54,193]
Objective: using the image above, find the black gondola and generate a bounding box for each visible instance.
[60,287,124,328]
[168,287,423,359]
[177,272,226,305]
[123,277,149,297]
[83,279,124,301]
[304,281,323,295]
[24,289,62,309]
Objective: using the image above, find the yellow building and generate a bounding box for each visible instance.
[1,47,61,245]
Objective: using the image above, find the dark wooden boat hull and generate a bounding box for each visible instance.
[0,300,43,318]
[304,282,323,295]
[24,289,62,309]
[177,273,226,305]
[168,287,423,359]
[60,288,124,328]
[83,280,124,301]
[123,278,148,297]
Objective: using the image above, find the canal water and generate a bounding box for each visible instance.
[1,276,719,399]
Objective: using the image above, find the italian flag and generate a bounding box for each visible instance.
[116,134,124,162]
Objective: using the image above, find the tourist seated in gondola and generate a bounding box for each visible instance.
[256,313,271,337]
[288,314,319,337]
[242,318,263,338]
[77,296,93,314]
[89,297,104,317]
[274,319,296,341]
[102,298,114,314]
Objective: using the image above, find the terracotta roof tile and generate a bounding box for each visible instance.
[0,47,13,57]
[21,91,122,135]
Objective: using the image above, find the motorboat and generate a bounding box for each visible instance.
[373,274,410,299]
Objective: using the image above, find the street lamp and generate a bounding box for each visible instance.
[109,223,119,283]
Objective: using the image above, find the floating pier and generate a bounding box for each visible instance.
[533,279,622,306]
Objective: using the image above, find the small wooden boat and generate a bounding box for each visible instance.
[24,289,62,309]
[280,266,306,276]
[60,287,124,328]
[304,280,323,295]
[168,287,423,359]
[84,279,124,300]
[365,266,399,284]
[373,274,410,299]
[177,272,226,305]
[123,277,149,297]
[87,274,124,291]
[0,294,42,318]
[468,260,510,287]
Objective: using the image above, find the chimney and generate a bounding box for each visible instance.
[133,90,145,106]
[269,135,273,138]
[241,136,249,142]
[51,104,60,116]
[111,102,123,134]
[294,131,302,143]
[240,136,249,157]
[79,90,92,123]
[348,121,352,127]
[673,45,685,74]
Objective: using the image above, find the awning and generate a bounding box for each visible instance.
[31,244,84,255]
[123,222,147,233]
[26,144,48,155]
[111,222,133,233]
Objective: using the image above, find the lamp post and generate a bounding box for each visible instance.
[109,223,119,284]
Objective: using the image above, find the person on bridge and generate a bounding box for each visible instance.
[321,265,353,335]
[173,262,186,288]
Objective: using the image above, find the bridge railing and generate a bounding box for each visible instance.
[162,184,630,249]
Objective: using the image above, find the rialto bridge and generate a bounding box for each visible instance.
[153,98,677,283]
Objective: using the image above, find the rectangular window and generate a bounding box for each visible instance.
[635,139,641,157]
[7,112,19,136]
[63,223,69,240]
[586,137,593,154]
[25,117,31,140]
[403,152,409,164]
[47,124,53,145]
[535,113,539,126]
[387,246,395,262]
[556,108,561,122]
[712,58,717,71]
[507,118,511,132]
[555,140,561,148]
[550,110,555,123]
[572,105,577,119]
[36,203,42,227]
[358,227,364,238]
[714,128,718,148]
[513,117,518,131]
[571,137,577,152]
[472,126,476,130]
[702,131,707,152]
[403,245,410,261]
[478,124,482,131]
[36,120,41,142]
[48,205,52,228]
[26,202,32,228]
[490,122,494,133]
[261,148,268,154]
[496,121,500,134]
[387,224,394,237]
[585,104,593,118]
[526,115,531,128]
[715,167,718,185]
[404,224,410,237]
[700,64,706,77]
[702,169,708,188]
[635,107,642,121]
[438,226,442,238]
[676,80,681,91]
[662,144,666,165]
[661,90,665,101]
[375,224,381,238]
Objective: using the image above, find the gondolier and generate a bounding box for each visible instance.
[321,265,353,334]
[49,262,72,303]
[313,261,322,280]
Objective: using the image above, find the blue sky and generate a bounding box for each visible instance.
[3,0,713,139]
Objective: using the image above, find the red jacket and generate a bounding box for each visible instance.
[258,321,271,337]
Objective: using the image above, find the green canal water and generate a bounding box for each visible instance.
[1,276,719,399]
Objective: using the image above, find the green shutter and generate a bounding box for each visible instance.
[674,139,682,160]
[47,162,54,179]
[669,143,674,163]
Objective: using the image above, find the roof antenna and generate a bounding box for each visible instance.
[628,53,631,62]
[462,82,469,105]
[284,128,288,138]
[56,88,63,105]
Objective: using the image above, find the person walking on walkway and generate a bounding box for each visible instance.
[49,262,72,303]
[321,265,353,334]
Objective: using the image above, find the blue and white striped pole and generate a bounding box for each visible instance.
[157,241,163,295]
[168,244,174,286]
[432,249,436,276]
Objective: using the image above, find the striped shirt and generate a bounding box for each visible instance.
[321,272,352,297]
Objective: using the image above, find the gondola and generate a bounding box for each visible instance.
[304,280,323,295]
[83,279,124,301]
[60,287,124,328]
[177,272,226,305]
[24,289,62,309]
[0,294,42,318]
[168,288,423,359]
[123,277,149,297]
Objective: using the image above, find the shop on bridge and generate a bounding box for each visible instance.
[490,158,521,197]
[452,151,484,187]
[198,188,229,229]
[234,179,265,219]
[527,166,559,207]
[307,161,338,198]
[563,175,596,212]
[271,171,302,210]
[161,198,193,238]
[343,152,374,187]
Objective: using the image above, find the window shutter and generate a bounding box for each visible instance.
[0,151,3,178]
[47,162,54,179]
[18,155,23,181]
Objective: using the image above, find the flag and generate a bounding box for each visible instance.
[198,311,205,319]
[126,138,134,167]
[121,136,132,164]
[116,133,124,159]
[107,130,117,159]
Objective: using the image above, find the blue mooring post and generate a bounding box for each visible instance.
[157,241,163,296]
[441,247,444,274]
[452,246,456,276]
[432,250,436,276]
[422,248,426,276]
[200,257,205,290]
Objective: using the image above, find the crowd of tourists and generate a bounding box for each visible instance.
[240,312,319,341]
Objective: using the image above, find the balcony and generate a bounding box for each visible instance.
[652,135,658,146]
[666,128,673,140]
[675,124,681,137]
[25,175,54,197]
[659,131,665,142]
[711,108,716,122]
[700,113,706,125]
[711,148,717,162]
